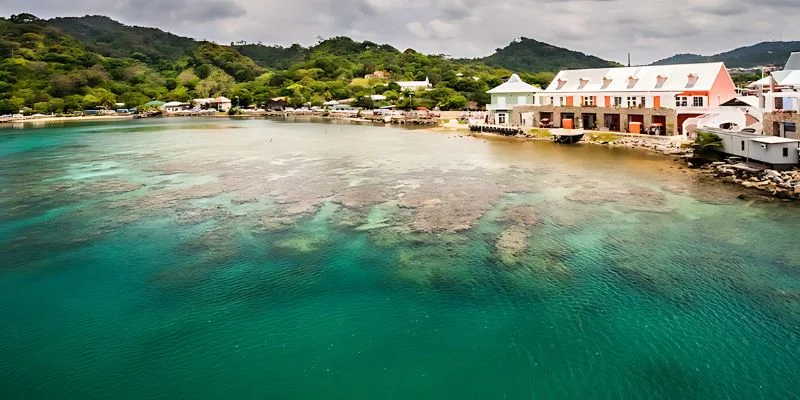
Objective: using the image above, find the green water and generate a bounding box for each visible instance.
[1,118,798,399]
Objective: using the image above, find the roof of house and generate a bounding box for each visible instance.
[784,52,800,71]
[396,77,430,86]
[214,96,231,103]
[543,62,727,93]
[487,74,540,94]
[163,101,187,107]
[720,96,760,107]
[750,136,800,144]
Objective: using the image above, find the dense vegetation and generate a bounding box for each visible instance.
[16,14,757,116]
[481,37,619,72]
[652,41,800,68]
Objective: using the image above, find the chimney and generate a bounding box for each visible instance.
[627,53,631,67]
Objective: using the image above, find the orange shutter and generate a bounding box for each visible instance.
[566,96,574,107]
[592,96,597,106]
[604,96,611,107]
[653,96,661,108]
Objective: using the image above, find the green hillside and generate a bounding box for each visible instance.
[49,15,197,62]
[651,41,800,67]
[1,14,623,115]
[481,37,619,72]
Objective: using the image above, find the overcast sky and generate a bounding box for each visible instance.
[2,0,798,64]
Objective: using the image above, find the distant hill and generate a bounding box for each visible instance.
[49,15,198,62]
[481,37,619,72]
[651,41,800,68]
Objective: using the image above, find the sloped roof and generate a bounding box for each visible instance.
[720,96,759,107]
[543,62,727,93]
[752,69,800,87]
[784,52,800,71]
[487,74,539,94]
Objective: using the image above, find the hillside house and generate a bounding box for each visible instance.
[396,77,432,92]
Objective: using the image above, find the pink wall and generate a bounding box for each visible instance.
[708,65,737,107]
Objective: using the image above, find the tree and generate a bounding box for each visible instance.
[352,96,374,109]
[692,130,723,159]
[165,78,177,91]
[10,13,41,24]
[195,64,212,79]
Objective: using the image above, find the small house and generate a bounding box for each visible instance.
[701,128,800,169]
[486,74,540,125]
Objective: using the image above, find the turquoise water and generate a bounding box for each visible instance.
[1,118,799,399]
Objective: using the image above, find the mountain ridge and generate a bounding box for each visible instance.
[651,41,800,68]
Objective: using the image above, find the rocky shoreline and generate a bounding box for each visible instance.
[693,161,800,200]
[458,127,800,202]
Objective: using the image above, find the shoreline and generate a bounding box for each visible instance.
[5,113,796,201]
[1,115,135,125]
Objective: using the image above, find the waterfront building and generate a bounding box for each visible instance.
[193,97,233,112]
[700,128,800,169]
[162,101,190,112]
[513,62,738,135]
[485,74,540,125]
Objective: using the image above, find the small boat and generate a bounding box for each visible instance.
[551,129,584,144]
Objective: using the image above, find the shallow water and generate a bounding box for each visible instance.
[1,118,799,399]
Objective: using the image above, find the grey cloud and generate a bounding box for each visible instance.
[1,0,798,64]
[115,0,245,23]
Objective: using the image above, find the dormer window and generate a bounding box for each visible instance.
[556,79,567,90]
[627,76,639,89]
[686,73,698,88]
[655,75,668,89]
[578,78,589,89]
[601,76,613,89]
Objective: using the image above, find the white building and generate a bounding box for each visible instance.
[162,101,190,112]
[192,97,233,112]
[486,74,540,125]
[396,77,431,92]
[513,62,738,135]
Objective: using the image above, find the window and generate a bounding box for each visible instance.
[783,147,789,157]
[693,97,705,107]
[784,122,796,133]
[518,95,527,105]
[626,97,638,107]
[676,96,688,107]
[641,97,646,107]
[614,97,623,107]
[686,73,698,88]
[559,97,566,106]
[498,113,506,124]
[582,96,595,106]
[741,141,745,151]
[655,75,668,89]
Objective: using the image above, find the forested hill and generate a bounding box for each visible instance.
[1,14,620,115]
[651,41,800,68]
[481,37,619,72]
[49,15,198,62]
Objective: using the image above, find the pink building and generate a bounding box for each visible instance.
[514,62,737,135]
